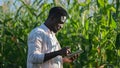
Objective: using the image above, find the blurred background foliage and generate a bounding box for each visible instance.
[0,0,120,68]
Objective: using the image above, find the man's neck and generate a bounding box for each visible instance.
[44,22,54,33]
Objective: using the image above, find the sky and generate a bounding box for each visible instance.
[0,0,3,6]
[0,0,114,12]
[0,0,113,6]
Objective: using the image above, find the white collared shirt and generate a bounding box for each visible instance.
[27,24,63,68]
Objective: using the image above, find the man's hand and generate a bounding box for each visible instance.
[58,47,80,63]
[63,54,79,63]
[58,47,71,56]
[63,57,72,63]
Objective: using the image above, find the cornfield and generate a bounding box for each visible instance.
[0,0,120,68]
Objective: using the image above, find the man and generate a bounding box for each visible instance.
[27,6,77,68]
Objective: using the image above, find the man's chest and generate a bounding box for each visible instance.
[42,33,61,53]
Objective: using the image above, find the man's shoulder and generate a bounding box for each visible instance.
[30,26,46,35]
[28,24,48,38]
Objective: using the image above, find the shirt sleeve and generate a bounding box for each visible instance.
[27,31,45,64]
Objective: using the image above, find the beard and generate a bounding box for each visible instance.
[52,27,60,33]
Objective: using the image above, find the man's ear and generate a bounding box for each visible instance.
[50,16,55,21]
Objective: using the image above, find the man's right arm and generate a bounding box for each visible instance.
[43,47,70,62]
[28,32,70,64]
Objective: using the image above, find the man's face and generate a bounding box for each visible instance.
[52,21,64,33]
[50,16,67,33]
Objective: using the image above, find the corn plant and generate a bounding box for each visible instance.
[0,0,120,68]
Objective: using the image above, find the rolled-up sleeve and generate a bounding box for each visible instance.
[27,32,45,64]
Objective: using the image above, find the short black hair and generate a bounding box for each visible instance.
[48,6,68,19]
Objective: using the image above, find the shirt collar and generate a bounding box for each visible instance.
[40,23,54,34]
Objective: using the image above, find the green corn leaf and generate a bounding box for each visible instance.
[110,16,116,29]
[110,6,116,12]
[85,19,89,31]
[98,0,104,7]
[82,10,88,27]
[86,0,91,4]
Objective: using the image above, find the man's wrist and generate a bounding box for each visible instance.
[56,50,61,55]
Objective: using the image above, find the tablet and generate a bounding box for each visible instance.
[67,50,84,57]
